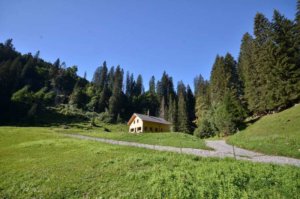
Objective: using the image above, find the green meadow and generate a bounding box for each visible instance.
[0,127,299,198]
[57,123,209,149]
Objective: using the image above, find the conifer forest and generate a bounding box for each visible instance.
[1,2,299,138]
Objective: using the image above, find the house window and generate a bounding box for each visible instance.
[133,121,135,124]
[150,127,153,132]
[137,127,141,132]
[137,119,139,123]
[144,127,148,131]
[155,128,158,132]
[130,128,134,132]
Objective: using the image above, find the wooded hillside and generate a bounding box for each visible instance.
[0,2,299,137]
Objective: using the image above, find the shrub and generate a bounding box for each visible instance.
[98,112,114,123]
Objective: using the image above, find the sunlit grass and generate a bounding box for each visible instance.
[0,127,299,198]
[55,122,209,149]
[227,105,300,158]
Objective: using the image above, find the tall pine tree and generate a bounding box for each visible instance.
[177,81,189,133]
[168,95,178,132]
[109,66,123,121]
[271,10,300,108]
[149,75,156,94]
[135,74,143,96]
[194,75,211,137]
[237,33,256,112]
[186,85,196,132]
[252,13,275,113]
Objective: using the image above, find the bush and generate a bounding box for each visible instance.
[211,101,237,136]
[98,112,114,123]
[51,104,88,119]
[194,118,215,138]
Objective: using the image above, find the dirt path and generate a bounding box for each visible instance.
[206,140,300,166]
[63,134,300,167]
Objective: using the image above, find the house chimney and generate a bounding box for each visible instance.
[147,110,150,116]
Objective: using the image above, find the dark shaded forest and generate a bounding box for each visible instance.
[0,2,299,137]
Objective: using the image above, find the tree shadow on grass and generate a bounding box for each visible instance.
[237,116,262,132]
[0,109,89,127]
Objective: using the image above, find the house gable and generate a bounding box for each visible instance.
[127,113,171,133]
[127,114,137,125]
[128,115,143,133]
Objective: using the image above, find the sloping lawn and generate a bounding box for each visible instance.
[0,127,299,198]
[227,105,300,159]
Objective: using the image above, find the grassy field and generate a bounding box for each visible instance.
[227,105,300,159]
[0,127,300,198]
[55,122,210,150]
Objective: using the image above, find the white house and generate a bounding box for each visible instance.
[127,113,171,133]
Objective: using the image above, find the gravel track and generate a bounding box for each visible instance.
[63,134,300,167]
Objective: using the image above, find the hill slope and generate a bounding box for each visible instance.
[227,105,300,158]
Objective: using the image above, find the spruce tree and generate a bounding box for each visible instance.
[209,53,246,134]
[159,96,167,120]
[157,71,175,120]
[211,94,237,136]
[237,33,257,112]
[99,62,108,91]
[296,0,300,65]
[168,95,178,132]
[210,55,226,103]
[194,75,211,137]
[125,71,131,97]
[69,81,88,109]
[295,0,300,103]
[92,61,108,91]
[135,74,143,95]
[186,85,195,132]
[107,66,115,91]
[53,58,61,69]
[271,10,300,108]
[98,84,110,112]
[157,71,175,107]
[4,39,14,50]
[143,91,159,116]
[210,53,241,103]
[149,75,156,94]
[224,53,246,124]
[297,0,300,24]
[125,72,135,97]
[177,81,189,133]
[108,66,123,121]
[252,13,275,113]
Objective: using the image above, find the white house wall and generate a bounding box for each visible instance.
[129,116,143,133]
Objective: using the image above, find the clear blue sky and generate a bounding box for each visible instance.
[0,0,296,90]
